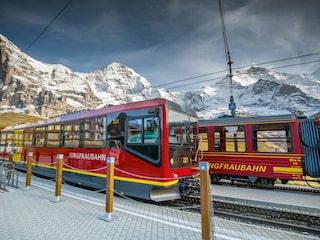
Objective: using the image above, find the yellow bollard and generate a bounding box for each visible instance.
[200,162,213,240]
[99,157,116,222]
[50,154,64,203]
[24,152,33,190]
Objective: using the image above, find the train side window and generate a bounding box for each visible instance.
[24,129,33,146]
[168,110,196,146]
[252,123,292,153]
[214,125,246,152]
[6,132,13,153]
[126,116,160,163]
[214,131,222,151]
[107,112,126,147]
[143,117,159,143]
[127,119,142,143]
[199,127,208,151]
[34,127,45,147]
[127,117,160,144]
[0,133,6,152]
[62,122,80,147]
[84,117,106,147]
[47,125,61,147]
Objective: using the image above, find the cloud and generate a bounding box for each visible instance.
[1,0,319,89]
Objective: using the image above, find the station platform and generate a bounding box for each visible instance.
[211,183,320,215]
[0,173,318,240]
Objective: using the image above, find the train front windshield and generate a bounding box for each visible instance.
[168,109,198,168]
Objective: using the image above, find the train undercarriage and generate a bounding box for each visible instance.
[210,174,278,188]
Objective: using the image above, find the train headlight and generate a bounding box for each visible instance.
[172,173,178,178]
[170,157,174,165]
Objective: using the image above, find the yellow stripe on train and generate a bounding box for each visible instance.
[273,166,303,174]
[25,162,179,187]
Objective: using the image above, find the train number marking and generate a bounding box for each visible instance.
[112,119,120,124]
[182,157,189,164]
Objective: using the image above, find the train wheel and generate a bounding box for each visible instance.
[210,174,221,184]
[267,178,275,186]
[256,178,275,189]
[281,179,289,184]
[248,176,258,183]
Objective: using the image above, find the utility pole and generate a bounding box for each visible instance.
[218,0,236,117]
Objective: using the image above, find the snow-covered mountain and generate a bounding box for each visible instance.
[1,34,319,119]
[184,66,320,119]
[0,34,176,117]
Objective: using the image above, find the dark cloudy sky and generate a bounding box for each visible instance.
[1,0,320,90]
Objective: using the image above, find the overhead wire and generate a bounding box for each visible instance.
[6,1,320,110]
[7,0,319,91]
[24,0,73,54]
[6,0,318,116]
[233,52,320,71]
[152,69,226,89]
[12,0,73,67]
[154,52,320,91]
[163,59,320,91]
[262,59,320,71]
[165,76,223,91]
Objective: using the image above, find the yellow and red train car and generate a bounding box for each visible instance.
[198,113,320,186]
[0,98,199,201]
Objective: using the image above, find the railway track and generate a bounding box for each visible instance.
[175,196,320,238]
[213,199,320,237]
[213,180,320,194]
[273,184,320,194]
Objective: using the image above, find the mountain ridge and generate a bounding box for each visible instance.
[1,34,319,119]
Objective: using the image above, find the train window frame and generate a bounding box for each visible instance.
[125,115,160,166]
[167,108,198,169]
[62,121,80,147]
[168,110,195,146]
[6,132,13,153]
[47,124,61,147]
[106,112,126,150]
[199,127,209,151]
[127,118,143,143]
[213,125,246,152]
[83,116,106,148]
[126,116,160,145]
[0,132,6,152]
[23,128,33,147]
[252,123,293,153]
[34,127,46,147]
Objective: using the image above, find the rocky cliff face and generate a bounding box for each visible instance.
[1,34,320,118]
[0,34,168,117]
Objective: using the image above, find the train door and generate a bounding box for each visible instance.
[12,129,23,162]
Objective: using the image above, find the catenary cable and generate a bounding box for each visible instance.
[152,52,320,89]
[11,0,73,67]
[160,58,320,91]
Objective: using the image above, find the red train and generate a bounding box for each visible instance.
[198,113,320,186]
[0,98,200,201]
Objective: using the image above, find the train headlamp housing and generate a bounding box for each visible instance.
[171,173,178,178]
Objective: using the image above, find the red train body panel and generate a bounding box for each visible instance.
[199,114,307,185]
[0,98,200,201]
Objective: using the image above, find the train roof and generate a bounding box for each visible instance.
[199,114,300,126]
[1,98,197,131]
[310,112,320,119]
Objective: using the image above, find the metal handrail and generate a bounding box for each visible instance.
[0,162,19,190]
